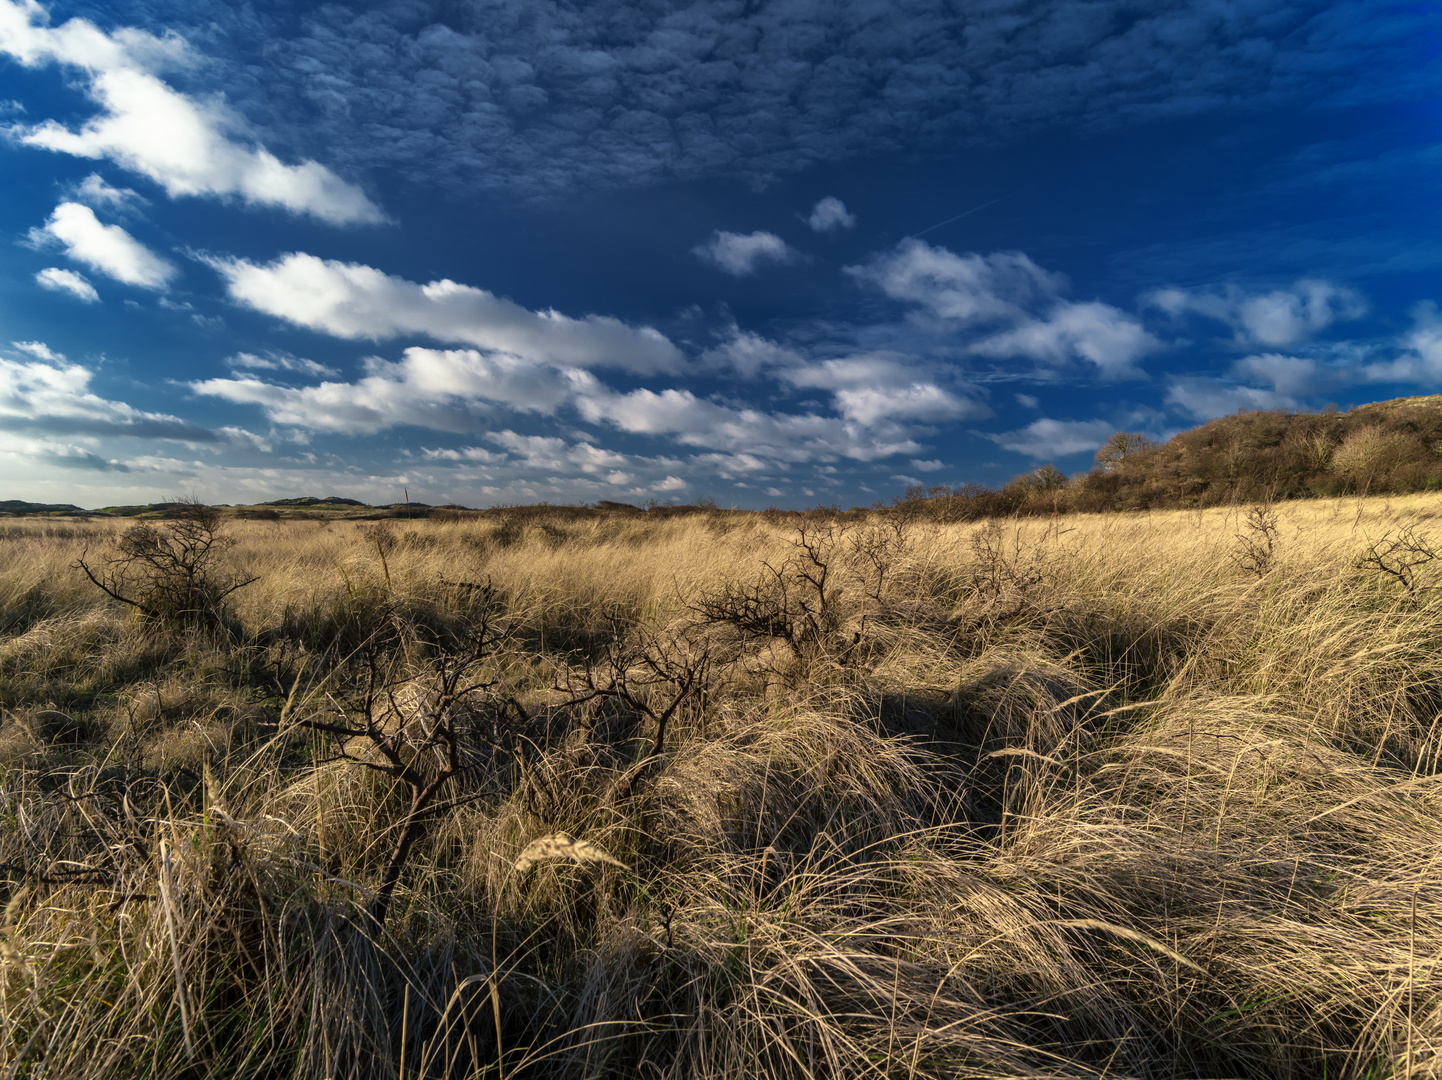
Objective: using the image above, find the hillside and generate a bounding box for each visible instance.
[907,396,1442,520]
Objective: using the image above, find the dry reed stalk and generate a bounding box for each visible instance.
[157,839,194,1060]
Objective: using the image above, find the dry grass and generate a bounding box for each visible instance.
[0,495,1441,1077]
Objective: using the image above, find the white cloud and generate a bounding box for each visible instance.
[981,417,1116,459]
[851,241,1061,323]
[852,239,1157,378]
[1144,279,1367,347]
[422,445,505,464]
[1015,393,1039,408]
[693,230,797,276]
[972,301,1160,379]
[808,196,856,232]
[0,0,381,224]
[1166,378,1296,421]
[0,352,206,440]
[73,172,144,211]
[654,475,686,491]
[227,351,339,379]
[209,252,683,374]
[11,340,61,361]
[780,351,988,424]
[1356,303,1442,385]
[575,385,921,462]
[700,328,803,378]
[34,266,98,301]
[29,201,174,288]
[911,459,944,471]
[193,346,594,434]
[1229,353,1325,397]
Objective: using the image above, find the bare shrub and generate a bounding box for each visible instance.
[1358,527,1441,601]
[288,582,514,927]
[691,522,845,662]
[1231,503,1280,578]
[74,498,257,634]
[969,520,1046,618]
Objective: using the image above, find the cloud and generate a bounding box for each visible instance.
[1355,303,1442,385]
[11,340,61,361]
[808,196,855,232]
[981,417,1116,459]
[851,241,1061,323]
[73,172,145,211]
[193,346,595,434]
[34,266,98,301]
[853,239,1159,377]
[699,328,803,378]
[227,351,339,379]
[1144,279,1368,347]
[0,353,210,440]
[1166,377,1297,421]
[209,252,683,374]
[693,231,797,276]
[781,352,987,425]
[575,385,921,462]
[29,201,174,288]
[972,301,1160,379]
[139,1,1432,199]
[0,0,382,224]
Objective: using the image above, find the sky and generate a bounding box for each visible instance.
[0,0,1438,509]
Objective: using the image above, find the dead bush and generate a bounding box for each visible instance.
[74,498,257,635]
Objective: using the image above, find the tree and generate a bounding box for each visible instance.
[1094,432,1157,472]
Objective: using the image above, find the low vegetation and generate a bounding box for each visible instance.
[0,495,1441,1078]
[901,396,1442,521]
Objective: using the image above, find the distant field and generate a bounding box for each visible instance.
[1,495,1441,1078]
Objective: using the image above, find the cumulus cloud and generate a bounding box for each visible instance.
[29,201,173,288]
[0,353,209,440]
[981,417,1116,459]
[693,231,797,276]
[1166,378,1297,421]
[193,346,595,434]
[34,266,98,301]
[853,239,1159,377]
[1144,279,1367,347]
[808,197,855,232]
[0,0,381,224]
[972,301,1160,379]
[1355,303,1442,386]
[781,352,987,425]
[11,340,61,360]
[699,328,803,378]
[209,252,683,374]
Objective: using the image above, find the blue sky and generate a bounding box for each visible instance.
[0,0,1438,509]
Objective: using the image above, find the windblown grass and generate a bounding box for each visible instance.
[0,495,1440,1077]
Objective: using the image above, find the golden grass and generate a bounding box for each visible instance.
[0,494,1441,1077]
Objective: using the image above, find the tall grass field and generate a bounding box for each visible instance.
[1,496,1441,1078]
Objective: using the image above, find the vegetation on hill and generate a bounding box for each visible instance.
[0,497,1439,1077]
[906,396,1442,521]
